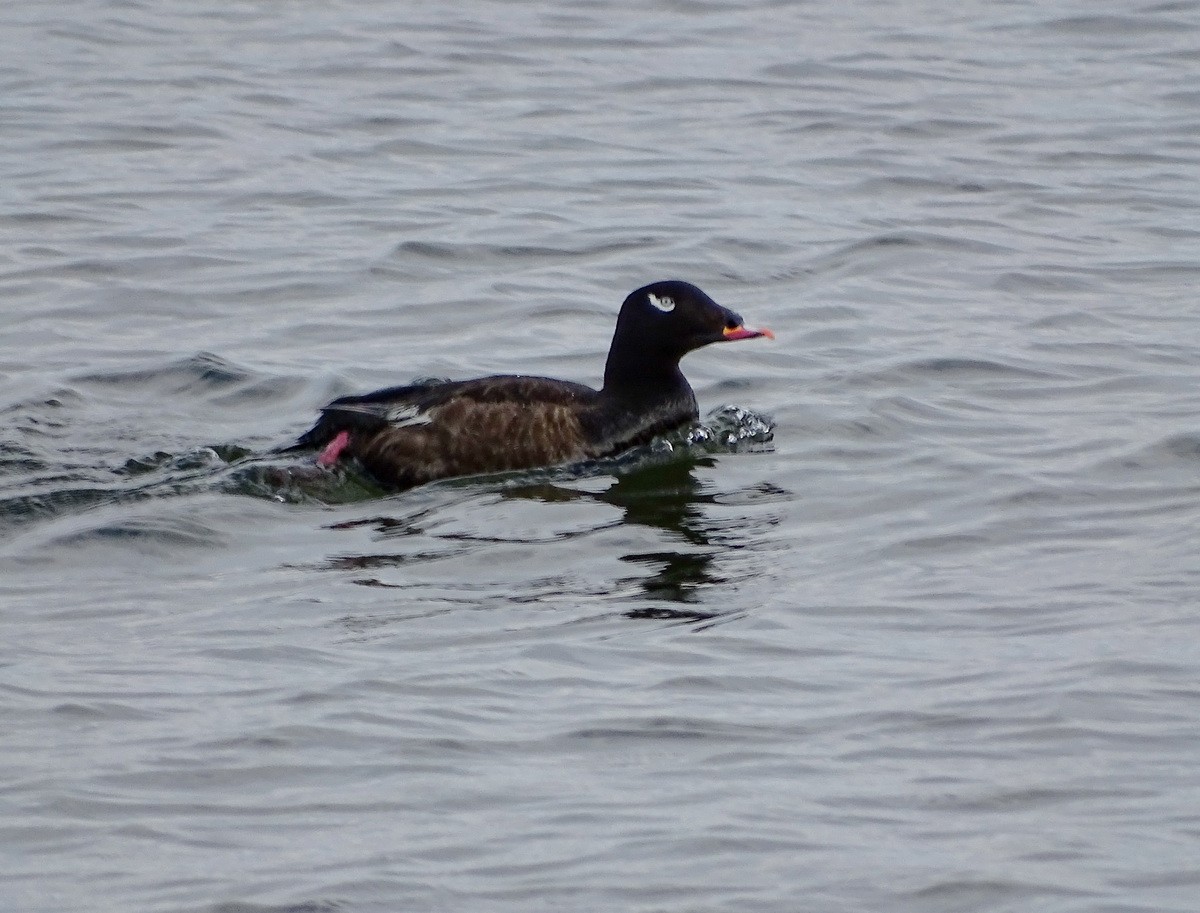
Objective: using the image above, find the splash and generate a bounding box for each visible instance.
[683,404,776,452]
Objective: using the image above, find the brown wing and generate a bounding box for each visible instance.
[351,396,592,489]
[291,375,597,451]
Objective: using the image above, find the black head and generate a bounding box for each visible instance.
[603,280,772,390]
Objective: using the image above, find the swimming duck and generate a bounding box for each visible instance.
[291,280,772,489]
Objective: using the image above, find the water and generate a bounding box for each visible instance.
[4,1,1200,910]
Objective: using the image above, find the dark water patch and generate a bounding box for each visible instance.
[0,390,84,438]
[226,190,354,210]
[621,606,731,628]
[891,532,991,554]
[51,701,160,722]
[1026,309,1116,331]
[210,902,343,913]
[87,232,190,252]
[888,117,997,139]
[804,232,1015,281]
[45,135,176,154]
[1032,13,1195,38]
[850,175,1004,197]
[1043,149,1199,168]
[899,877,1088,910]
[1085,260,1200,286]
[226,460,389,506]
[75,353,254,396]
[1098,432,1200,473]
[1029,339,1199,367]
[568,714,780,745]
[0,482,137,532]
[39,511,227,553]
[119,445,253,478]
[209,378,311,409]
[900,356,1053,379]
[843,356,1061,396]
[0,209,108,228]
[0,445,44,475]
[1,383,308,529]
[325,546,476,572]
[620,549,726,602]
[1153,433,1200,463]
[391,237,653,265]
[202,278,355,307]
[995,269,1103,293]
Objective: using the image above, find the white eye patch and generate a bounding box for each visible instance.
[647,293,675,312]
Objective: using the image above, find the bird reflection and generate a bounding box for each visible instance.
[318,451,782,629]
[503,455,730,624]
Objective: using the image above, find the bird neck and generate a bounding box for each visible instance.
[591,362,699,455]
[602,317,689,397]
[602,351,689,402]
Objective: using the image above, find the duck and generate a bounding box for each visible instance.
[290,280,772,489]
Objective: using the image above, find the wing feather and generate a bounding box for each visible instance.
[290,375,601,469]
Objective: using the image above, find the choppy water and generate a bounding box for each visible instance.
[4,1,1200,911]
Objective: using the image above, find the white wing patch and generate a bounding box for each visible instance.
[386,403,434,427]
[647,292,675,313]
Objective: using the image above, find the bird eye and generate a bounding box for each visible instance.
[647,293,675,312]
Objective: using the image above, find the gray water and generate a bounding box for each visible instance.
[4,1,1200,911]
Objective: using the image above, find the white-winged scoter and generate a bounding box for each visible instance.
[291,280,772,489]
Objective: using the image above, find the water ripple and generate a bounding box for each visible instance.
[5,1,1200,912]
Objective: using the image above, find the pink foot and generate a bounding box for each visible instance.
[317,430,351,468]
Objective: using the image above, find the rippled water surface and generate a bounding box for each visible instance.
[4,2,1200,911]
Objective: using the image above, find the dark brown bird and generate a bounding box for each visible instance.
[291,280,772,489]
